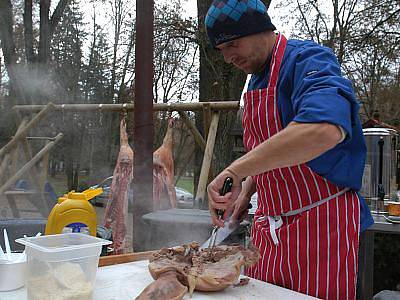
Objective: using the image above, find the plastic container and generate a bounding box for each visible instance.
[16,233,111,300]
[0,253,27,291]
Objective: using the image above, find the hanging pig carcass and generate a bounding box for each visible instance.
[103,118,133,254]
[153,118,177,210]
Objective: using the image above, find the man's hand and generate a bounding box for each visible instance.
[207,168,241,228]
[230,177,256,225]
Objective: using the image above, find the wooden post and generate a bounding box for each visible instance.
[178,111,206,152]
[0,102,54,158]
[203,103,211,138]
[0,133,63,195]
[194,112,220,208]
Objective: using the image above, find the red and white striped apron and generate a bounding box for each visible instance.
[243,33,360,300]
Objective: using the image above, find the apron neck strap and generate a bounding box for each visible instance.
[267,32,287,89]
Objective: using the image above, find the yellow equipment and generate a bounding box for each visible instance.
[45,188,103,236]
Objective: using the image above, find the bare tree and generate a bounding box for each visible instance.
[153,1,199,104]
[276,0,400,123]
[0,0,69,103]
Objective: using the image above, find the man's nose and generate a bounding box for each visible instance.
[221,50,234,64]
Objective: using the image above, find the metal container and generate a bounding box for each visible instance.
[360,128,398,211]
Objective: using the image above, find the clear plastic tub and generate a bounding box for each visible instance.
[16,233,112,300]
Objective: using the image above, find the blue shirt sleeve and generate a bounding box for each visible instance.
[291,44,356,141]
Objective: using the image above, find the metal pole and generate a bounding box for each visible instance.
[133,0,154,251]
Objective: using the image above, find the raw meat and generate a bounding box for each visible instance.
[135,242,260,299]
[103,118,133,254]
[135,271,187,300]
[153,118,177,210]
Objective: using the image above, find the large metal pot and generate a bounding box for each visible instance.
[360,128,398,210]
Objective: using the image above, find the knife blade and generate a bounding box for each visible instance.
[200,219,239,249]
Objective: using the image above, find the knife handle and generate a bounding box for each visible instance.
[216,177,233,219]
[220,177,233,196]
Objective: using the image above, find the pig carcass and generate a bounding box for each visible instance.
[153,118,177,210]
[103,118,133,254]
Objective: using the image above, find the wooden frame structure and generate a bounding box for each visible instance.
[0,103,63,217]
[8,101,239,210]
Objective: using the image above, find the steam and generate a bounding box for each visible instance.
[12,64,65,103]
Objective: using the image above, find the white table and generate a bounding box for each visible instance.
[0,260,317,300]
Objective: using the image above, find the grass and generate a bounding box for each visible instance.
[175,177,194,195]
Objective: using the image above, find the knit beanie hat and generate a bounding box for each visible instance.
[205,0,276,48]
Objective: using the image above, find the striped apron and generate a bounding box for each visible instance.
[243,33,360,300]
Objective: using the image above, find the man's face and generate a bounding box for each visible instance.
[216,32,273,74]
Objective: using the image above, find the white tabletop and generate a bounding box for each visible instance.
[0,260,317,300]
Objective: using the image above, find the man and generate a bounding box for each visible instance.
[205,1,374,299]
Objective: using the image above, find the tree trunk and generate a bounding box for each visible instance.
[1,0,70,104]
[24,0,35,64]
[38,0,50,65]
[195,0,248,206]
[0,0,22,100]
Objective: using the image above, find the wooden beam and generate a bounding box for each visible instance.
[194,112,220,208]
[40,140,50,190]
[0,102,54,158]
[0,133,63,195]
[13,117,44,193]
[10,119,28,176]
[13,101,239,113]
[178,111,206,152]
[0,154,11,185]
[98,251,156,267]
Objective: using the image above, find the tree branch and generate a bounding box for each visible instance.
[359,8,400,44]
[49,0,70,38]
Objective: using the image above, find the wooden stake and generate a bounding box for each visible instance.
[195,112,220,208]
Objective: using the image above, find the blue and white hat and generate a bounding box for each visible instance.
[205,0,276,48]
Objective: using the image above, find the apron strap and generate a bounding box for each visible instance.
[257,188,350,245]
[282,188,350,217]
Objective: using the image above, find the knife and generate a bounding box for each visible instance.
[200,202,253,249]
[200,177,234,249]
